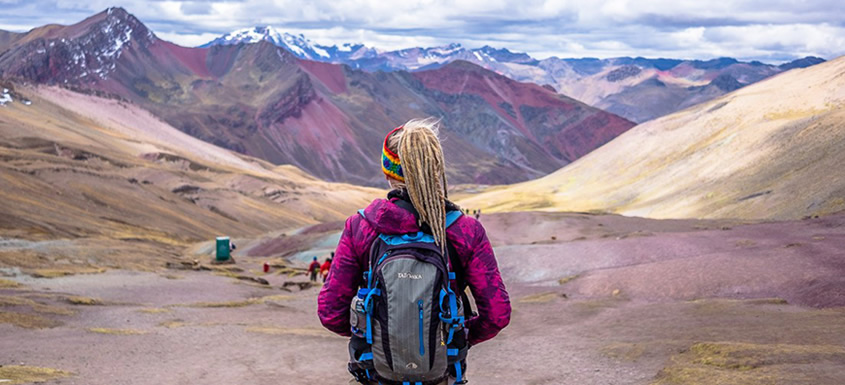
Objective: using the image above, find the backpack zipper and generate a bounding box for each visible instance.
[418,299,425,357]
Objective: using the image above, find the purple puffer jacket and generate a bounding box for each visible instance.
[317,197,511,346]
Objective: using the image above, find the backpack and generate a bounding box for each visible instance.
[349,209,468,385]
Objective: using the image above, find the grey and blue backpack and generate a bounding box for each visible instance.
[349,208,469,385]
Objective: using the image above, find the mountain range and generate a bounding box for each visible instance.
[459,55,845,220]
[0,8,635,186]
[200,26,825,123]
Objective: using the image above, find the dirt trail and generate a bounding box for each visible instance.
[2,212,845,384]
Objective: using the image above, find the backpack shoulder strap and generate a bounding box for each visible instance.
[445,210,463,228]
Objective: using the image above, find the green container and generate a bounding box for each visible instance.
[216,236,231,261]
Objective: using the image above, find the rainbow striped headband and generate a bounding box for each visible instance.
[382,126,404,182]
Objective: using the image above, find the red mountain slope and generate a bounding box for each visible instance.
[0,7,635,185]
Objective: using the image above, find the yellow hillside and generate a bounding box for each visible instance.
[0,84,379,269]
[460,56,845,220]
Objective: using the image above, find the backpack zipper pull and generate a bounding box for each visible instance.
[418,299,425,357]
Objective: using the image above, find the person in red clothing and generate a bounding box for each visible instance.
[318,118,511,384]
[307,256,320,282]
[320,256,332,282]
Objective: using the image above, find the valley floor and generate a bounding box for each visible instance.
[1,212,845,384]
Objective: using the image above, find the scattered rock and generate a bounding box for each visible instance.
[235,276,269,285]
[166,260,212,271]
[282,281,314,291]
[209,257,237,265]
[171,185,201,194]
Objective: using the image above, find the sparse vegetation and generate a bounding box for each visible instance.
[158,320,186,328]
[30,267,106,278]
[518,292,563,303]
[0,295,74,315]
[0,312,61,329]
[174,294,293,308]
[65,296,102,305]
[558,274,580,285]
[245,326,336,338]
[138,308,170,314]
[601,342,647,362]
[651,342,845,385]
[0,278,22,288]
[0,365,72,384]
[87,328,148,335]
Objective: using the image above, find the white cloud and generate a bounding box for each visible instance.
[155,31,221,46]
[0,0,843,62]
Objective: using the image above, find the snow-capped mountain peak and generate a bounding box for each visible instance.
[201,26,330,59]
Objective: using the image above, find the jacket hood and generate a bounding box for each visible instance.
[361,198,420,235]
[360,189,461,235]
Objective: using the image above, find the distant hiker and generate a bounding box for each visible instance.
[308,257,320,282]
[474,209,480,221]
[320,257,332,282]
[318,118,511,385]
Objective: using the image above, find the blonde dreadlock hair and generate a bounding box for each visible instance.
[385,118,449,252]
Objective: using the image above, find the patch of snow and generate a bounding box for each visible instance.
[337,43,353,52]
[312,45,330,58]
[112,28,133,57]
[285,43,306,57]
[0,90,12,106]
[244,28,266,42]
[73,51,87,66]
[430,43,462,56]
[473,51,483,61]
[23,100,32,106]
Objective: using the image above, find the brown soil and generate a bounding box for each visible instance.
[2,212,844,384]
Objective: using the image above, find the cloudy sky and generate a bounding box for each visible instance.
[1,0,843,63]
